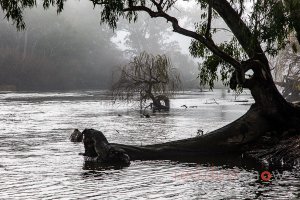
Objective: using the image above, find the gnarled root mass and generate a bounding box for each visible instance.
[79,104,300,169]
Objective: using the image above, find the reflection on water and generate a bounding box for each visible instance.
[0,90,299,199]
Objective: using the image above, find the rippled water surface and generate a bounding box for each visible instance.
[0,90,299,199]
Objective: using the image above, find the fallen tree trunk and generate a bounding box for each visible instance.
[82,103,300,169]
[111,105,268,159]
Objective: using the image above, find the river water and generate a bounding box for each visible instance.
[0,90,299,199]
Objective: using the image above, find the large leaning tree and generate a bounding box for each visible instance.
[112,52,181,111]
[1,0,300,168]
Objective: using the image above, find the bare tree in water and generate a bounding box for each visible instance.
[112,52,181,111]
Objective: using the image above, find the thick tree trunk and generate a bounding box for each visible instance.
[152,95,170,111]
[147,92,170,111]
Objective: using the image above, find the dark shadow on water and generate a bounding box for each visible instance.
[82,153,269,172]
[81,161,130,180]
[174,154,263,171]
[83,161,130,171]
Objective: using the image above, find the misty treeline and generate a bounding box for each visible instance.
[0,3,122,91]
[0,1,198,91]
